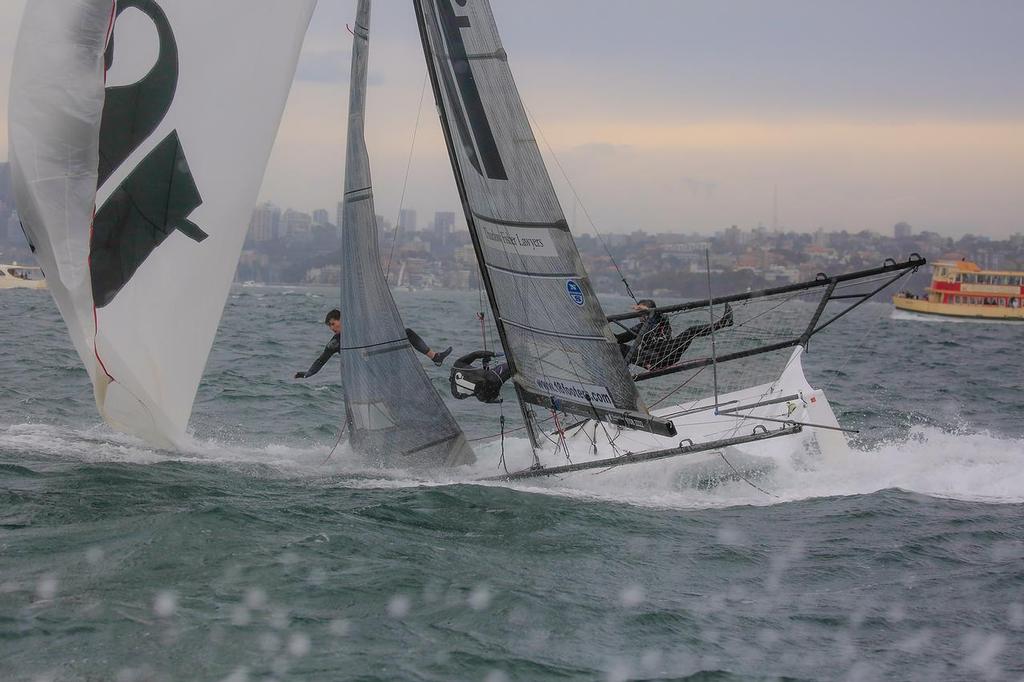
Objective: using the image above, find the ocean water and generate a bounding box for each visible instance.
[1,285,1023,681]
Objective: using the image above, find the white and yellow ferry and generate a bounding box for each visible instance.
[893,259,1023,321]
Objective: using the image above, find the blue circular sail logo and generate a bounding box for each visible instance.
[566,279,585,306]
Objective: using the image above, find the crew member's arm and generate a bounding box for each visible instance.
[295,336,340,378]
[452,350,495,369]
[614,322,639,344]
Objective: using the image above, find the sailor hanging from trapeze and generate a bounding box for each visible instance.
[449,350,512,403]
[614,299,734,371]
[294,308,452,379]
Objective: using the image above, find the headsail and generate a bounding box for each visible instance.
[340,1,474,467]
[9,0,315,447]
[414,0,674,439]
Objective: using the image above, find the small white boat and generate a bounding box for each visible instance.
[0,263,46,290]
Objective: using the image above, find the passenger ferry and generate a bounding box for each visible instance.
[0,263,46,290]
[893,259,1023,321]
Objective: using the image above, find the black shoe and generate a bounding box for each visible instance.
[433,346,452,366]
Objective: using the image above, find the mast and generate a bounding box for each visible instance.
[412,0,541,447]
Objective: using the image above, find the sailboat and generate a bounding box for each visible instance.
[393,260,415,293]
[406,0,925,479]
[10,0,923,477]
[9,0,316,448]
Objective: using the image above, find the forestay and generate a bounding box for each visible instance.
[9,0,315,447]
[414,0,673,438]
[340,0,474,467]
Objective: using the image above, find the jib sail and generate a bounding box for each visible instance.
[339,0,474,467]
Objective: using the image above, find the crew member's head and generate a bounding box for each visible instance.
[324,309,342,334]
[633,299,656,315]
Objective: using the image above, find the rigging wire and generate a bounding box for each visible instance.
[716,449,779,498]
[704,249,720,411]
[320,421,349,466]
[477,279,489,351]
[384,72,429,280]
[497,413,510,475]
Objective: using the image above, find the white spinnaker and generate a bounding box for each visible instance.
[9,0,316,448]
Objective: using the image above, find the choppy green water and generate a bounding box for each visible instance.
[2,286,1023,681]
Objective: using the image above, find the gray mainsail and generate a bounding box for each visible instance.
[413,0,675,439]
[340,0,473,467]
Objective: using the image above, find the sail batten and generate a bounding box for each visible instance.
[339,0,473,467]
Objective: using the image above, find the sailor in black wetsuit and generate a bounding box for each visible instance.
[449,350,512,403]
[615,299,672,367]
[615,299,734,371]
[294,309,452,379]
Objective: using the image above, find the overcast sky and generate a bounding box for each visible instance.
[2,1,1022,237]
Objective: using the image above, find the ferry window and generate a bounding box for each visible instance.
[0,270,5,277]
[963,274,975,284]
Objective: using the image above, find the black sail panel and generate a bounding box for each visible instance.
[340,0,474,467]
[415,0,667,434]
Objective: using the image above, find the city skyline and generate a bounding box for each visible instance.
[1,1,1022,238]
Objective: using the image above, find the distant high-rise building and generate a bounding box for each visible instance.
[813,227,828,247]
[337,201,345,231]
[248,202,280,242]
[894,222,913,239]
[398,209,416,235]
[312,208,329,227]
[282,208,312,237]
[0,162,12,244]
[433,211,455,242]
[0,200,10,245]
[0,161,12,209]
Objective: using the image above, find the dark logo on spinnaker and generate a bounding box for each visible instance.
[91,0,204,308]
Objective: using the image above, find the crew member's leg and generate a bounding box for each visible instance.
[405,328,452,366]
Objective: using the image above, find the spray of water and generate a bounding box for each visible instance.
[4,421,1022,509]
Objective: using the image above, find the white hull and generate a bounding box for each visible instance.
[518,347,848,478]
[0,278,47,290]
[0,265,47,290]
